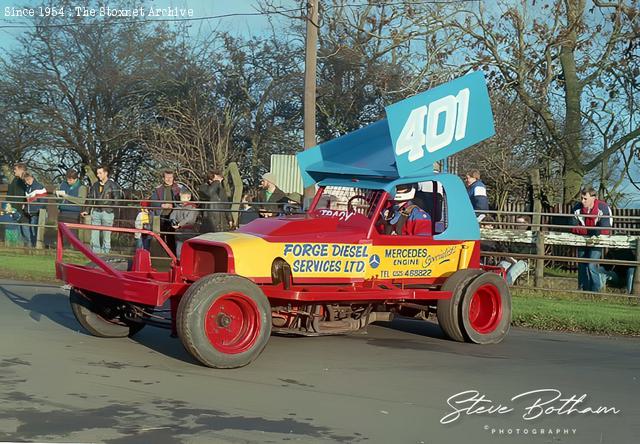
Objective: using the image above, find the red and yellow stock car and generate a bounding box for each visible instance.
[57,72,511,368]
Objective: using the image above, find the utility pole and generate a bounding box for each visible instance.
[303,0,318,151]
[303,0,319,206]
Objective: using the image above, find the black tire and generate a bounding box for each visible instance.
[69,288,146,338]
[460,272,511,344]
[72,259,149,337]
[177,273,272,369]
[437,269,483,342]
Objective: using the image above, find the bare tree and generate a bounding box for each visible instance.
[315,1,461,139]
[144,32,304,191]
[431,0,640,204]
[0,69,50,177]
[0,1,188,186]
[143,95,238,195]
[455,88,557,212]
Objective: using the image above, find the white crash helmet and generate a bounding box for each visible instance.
[393,183,416,201]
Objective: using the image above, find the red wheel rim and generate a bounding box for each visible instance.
[204,293,261,354]
[468,283,502,334]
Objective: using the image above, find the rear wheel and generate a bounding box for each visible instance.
[437,269,483,342]
[176,273,271,368]
[460,272,511,344]
[69,288,148,338]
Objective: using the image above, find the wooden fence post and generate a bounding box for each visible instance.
[152,214,161,234]
[535,231,545,287]
[228,162,243,227]
[36,208,47,249]
[81,213,92,243]
[633,237,640,296]
[530,169,545,287]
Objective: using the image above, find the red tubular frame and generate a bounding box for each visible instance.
[57,223,177,266]
[56,223,187,306]
[263,286,451,303]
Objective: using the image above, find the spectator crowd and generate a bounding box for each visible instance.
[0,164,297,259]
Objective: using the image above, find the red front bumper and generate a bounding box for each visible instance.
[56,222,188,307]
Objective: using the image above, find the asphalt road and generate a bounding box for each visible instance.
[0,279,638,444]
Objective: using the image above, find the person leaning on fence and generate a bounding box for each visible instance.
[81,165,121,255]
[150,170,181,254]
[55,169,87,244]
[602,248,636,294]
[23,172,47,248]
[571,186,613,293]
[6,162,28,246]
[170,187,199,258]
[199,170,233,233]
[464,169,490,223]
[134,201,152,251]
[257,172,287,217]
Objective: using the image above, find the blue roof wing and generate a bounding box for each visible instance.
[297,120,398,186]
[385,71,495,176]
[386,71,495,176]
[297,71,494,185]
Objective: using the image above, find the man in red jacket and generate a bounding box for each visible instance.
[571,186,612,292]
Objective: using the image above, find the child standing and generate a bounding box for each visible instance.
[170,187,198,258]
[134,201,151,251]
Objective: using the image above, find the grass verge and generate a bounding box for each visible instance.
[0,249,638,336]
[543,266,578,278]
[0,248,58,282]
[512,289,640,336]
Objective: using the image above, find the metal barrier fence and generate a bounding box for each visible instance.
[478,209,639,297]
[1,195,639,297]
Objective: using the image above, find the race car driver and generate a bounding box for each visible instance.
[382,183,432,236]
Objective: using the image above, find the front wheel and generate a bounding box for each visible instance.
[176,273,271,368]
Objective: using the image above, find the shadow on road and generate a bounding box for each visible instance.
[0,284,81,332]
[0,282,197,365]
[130,329,199,366]
[363,318,510,359]
[380,317,448,339]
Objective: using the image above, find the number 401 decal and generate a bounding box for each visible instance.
[395,88,470,162]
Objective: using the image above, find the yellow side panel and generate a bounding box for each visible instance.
[364,242,475,280]
[193,233,475,280]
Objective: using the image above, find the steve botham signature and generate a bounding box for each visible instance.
[440,389,620,424]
